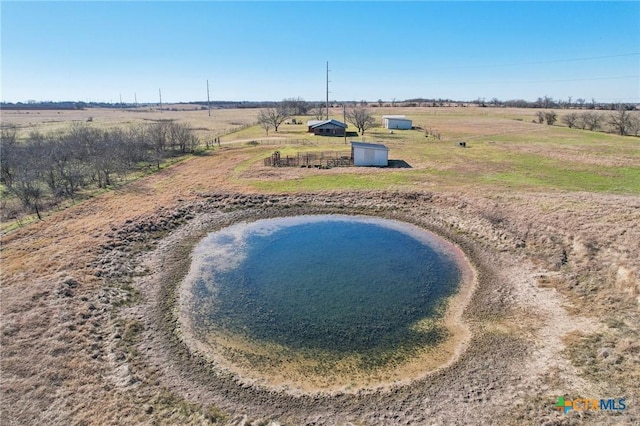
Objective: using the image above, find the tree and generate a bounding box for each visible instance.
[346,106,375,135]
[310,105,325,120]
[628,113,640,137]
[258,113,272,135]
[0,124,18,186]
[168,122,199,153]
[609,105,632,135]
[6,144,45,220]
[257,104,290,133]
[579,111,603,131]
[281,97,308,115]
[147,121,170,169]
[544,111,557,125]
[561,112,579,128]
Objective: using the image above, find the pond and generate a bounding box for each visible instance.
[179,215,471,391]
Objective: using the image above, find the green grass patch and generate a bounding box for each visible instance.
[483,163,640,193]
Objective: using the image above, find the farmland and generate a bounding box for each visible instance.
[1,105,639,424]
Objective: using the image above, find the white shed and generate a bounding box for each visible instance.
[382,115,412,130]
[351,142,389,167]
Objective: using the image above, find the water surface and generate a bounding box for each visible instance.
[185,215,462,358]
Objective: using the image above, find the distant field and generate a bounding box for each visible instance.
[1,104,261,142]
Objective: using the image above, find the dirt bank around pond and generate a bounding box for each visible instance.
[169,211,478,395]
[2,190,638,425]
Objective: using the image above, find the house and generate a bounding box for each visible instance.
[351,142,389,166]
[382,115,412,130]
[307,119,347,136]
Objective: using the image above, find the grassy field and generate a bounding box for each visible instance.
[223,106,640,194]
[1,105,639,424]
[1,104,261,142]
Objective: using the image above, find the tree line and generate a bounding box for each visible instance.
[1,121,199,220]
[535,106,640,136]
[257,99,378,136]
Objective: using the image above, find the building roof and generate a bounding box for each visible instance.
[381,115,406,119]
[384,117,412,122]
[308,119,348,129]
[351,142,389,151]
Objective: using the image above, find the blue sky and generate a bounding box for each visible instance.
[2,1,639,103]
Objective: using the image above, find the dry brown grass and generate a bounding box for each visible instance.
[2,105,261,142]
[1,106,639,424]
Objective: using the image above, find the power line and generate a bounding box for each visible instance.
[458,75,639,86]
[490,52,639,68]
[424,52,640,72]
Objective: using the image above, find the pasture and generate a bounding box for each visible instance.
[1,105,639,424]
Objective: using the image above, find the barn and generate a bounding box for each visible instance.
[351,142,389,167]
[307,119,347,136]
[382,115,412,130]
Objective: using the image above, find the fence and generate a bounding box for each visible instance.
[264,150,353,168]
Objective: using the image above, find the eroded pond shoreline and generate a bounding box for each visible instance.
[176,214,477,394]
[128,191,532,424]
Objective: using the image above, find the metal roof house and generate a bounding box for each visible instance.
[351,142,389,167]
[307,119,347,136]
[382,115,412,130]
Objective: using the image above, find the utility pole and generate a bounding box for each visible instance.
[159,88,162,113]
[343,103,347,144]
[134,92,138,108]
[206,80,211,117]
[326,61,330,120]
[119,93,123,109]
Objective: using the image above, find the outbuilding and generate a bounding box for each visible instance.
[307,119,347,136]
[351,142,389,167]
[382,115,412,130]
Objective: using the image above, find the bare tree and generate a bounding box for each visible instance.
[148,121,170,169]
[544,111,557,126]
[609,105,632,135]
[6,144,45,219]
[346,106,375,135]
[0,124,18,186]
[561,112,579,128]
[258,112,272,136]
[579,111,604,131]
[257,104,290,133]
[310,105,325,120]
[628,113,640,137]
[282,97,309,115]
[168,122,199,153]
